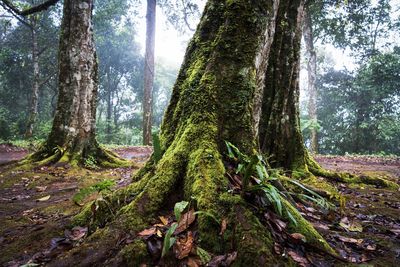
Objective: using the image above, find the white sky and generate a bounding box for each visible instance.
[135,4,203,68]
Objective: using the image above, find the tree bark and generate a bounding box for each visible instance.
[259,0,307,171]
[66,1,336,266]
[142,0,156,145]
[23,0,127,167]
[25,16,40,138]
[303,8,318,154]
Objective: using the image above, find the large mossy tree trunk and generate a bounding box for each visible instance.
[22,0,127,168]
[66,1,336,266]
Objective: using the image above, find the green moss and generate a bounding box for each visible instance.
[118,239,149,266]
[281,198,336,255]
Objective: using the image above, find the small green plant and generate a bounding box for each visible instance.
[225,141,334,225]
[73,179,115,205]
[84,155,98,169]
[161,200,189,257]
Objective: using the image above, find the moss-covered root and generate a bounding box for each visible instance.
[281,198,336,255]
[71,170,155,230]
[16,145,133,170]
[307,156,399,190]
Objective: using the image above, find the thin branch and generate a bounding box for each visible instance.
[0,1,31,28]
[0,0,60,16]
[20,0,60,16]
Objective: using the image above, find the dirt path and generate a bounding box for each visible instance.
[0,146,398,266]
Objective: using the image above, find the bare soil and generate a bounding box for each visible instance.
[0,146,398,266]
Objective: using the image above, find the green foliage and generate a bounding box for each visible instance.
[173,200,188,222]
[314,49,400,155]
[161,222,178,258]
[84,155,98,169]
[226,141,335,225]
[72,179,115,205]
[162,200,189,257]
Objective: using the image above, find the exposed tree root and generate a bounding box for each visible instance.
[306,155,399,190]
[66,140,337,265]
[16,142,133,169]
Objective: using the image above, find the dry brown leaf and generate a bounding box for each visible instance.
[35,186,47,192]
[339,217,363,232]
[156,229,163,237]
[287,249,309,267]
[159,216,168,225]
[37,195,51,202]
[220,219,227,236]
[137,227,157,237]
[174,231,194,259]
[175,208,196,234]
[337,235,363,244]
[311,222,329,231]
[290,233,306,242]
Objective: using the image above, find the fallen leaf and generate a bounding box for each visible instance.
[273,242,282,255]
[159,216,168,225]
[220,219,227,235]
[340,217,363,232]
[311,222,329,231]
[37,195,51,202]
[35,186,47,192]
[138,227,157,237]
[287,249,309,267]
[174,231,194,259]
[290,233,306,243]
[156,229,163,237]
[337,235,363,245]
[175,208,196,234]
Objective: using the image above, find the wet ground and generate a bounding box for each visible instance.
[0,146,399,266]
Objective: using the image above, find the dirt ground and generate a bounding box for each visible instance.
[0,145,399,266]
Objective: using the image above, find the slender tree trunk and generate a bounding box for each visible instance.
[303,9,318,154]
[106,75,112,143]
[24,0,127,167]
[259,0,307,171]
[142,0,156,145]
[25,17,40,138]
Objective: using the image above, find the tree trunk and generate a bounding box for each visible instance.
[25,17,40,138]
[303,8,318,154]
[66,1,335,265]
[106,73,112,143]
[259,0,308,171]
[23,0,127,167]
[142,0,156,145]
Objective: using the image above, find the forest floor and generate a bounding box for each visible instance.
[0,144,399,266]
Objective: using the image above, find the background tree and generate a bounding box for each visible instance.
[0,2,59,140]
[22,0,127,167]
[142,0,156,145]
[301,0,396,153]
[317,48,400,155]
